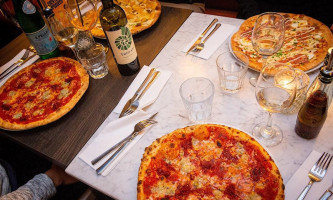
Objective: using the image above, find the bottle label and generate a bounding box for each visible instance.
[105,26,137,65]
[22,0,36,14]
[26,25,58,55]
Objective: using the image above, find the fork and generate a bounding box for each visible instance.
[122,71,160,117]
[1,49,30,76]
[95,113,158,175]
[192,23,221,53]
[297,152,333,200]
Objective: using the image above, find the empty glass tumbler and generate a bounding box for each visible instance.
[179,77,215,122]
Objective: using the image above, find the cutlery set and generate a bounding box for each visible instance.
[186,18,221,54]
[0,48,37,81]
[92,112,158,175]
[91,68,160,175]
[119,68,160,118]
[298,152,333,200]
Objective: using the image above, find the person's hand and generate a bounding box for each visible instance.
[45,164,78,187]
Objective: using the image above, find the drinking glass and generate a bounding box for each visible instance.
[253,63,297,147]
[216,51,249,93]
[77,43,109,79]
[47,9,79,49]
[179,77,214,122]
[250,12,285,85]
[66,0,98,50]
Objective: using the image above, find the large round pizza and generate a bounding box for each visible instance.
[231,13,333,72]
[137,124,284,199]
[0,57,89,131]
[92,0,161,38]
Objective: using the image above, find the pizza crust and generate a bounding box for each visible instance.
[231,13,333,72]
[92,0,161,38]
[137,124,284,199]
[0,57,89,131]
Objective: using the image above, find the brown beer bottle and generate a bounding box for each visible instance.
[295,50,333,139]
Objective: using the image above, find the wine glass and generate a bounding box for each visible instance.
[250,12,285,85]
[47,9,79,50]
[66,0,98,51]
[253,62,297,147]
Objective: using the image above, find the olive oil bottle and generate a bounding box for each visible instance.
[99,0,140,76]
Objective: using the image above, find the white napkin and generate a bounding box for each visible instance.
[285,150,333,200]
[113,65,172,114]
[182,23,236,59]
[0,49,39,86]
[79,110,154,176]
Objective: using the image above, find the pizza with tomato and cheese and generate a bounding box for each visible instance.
[0,57,89,131]
[231,13,333,72]
[92,0,161,38]
[137,124,284,199]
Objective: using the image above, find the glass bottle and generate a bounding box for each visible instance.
[13,0,60,59]
[295,51,333,139]
[99,0,140,76]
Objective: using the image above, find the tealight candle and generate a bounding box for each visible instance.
[281,69,310,114]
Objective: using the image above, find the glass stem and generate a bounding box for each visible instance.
[262,55,268,69]
[262,112,275,138]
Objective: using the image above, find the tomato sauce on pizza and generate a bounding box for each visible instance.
[137,124,284,199]
[0,57,89,130]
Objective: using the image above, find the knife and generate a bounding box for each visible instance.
[186,18,218,55]
[119,68,156,118]
[0,54,37,81]
[319,184,333,200]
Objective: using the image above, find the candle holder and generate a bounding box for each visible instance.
[281,69,309,114]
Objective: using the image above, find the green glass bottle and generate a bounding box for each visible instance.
[13,0,60,60]
[99,0,140,76]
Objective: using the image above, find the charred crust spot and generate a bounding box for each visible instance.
[216,141,222,148]
[1,104,11,111]
[169,143,175,148]
[138,180,142,185]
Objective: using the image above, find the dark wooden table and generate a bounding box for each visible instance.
[0,6,191,168]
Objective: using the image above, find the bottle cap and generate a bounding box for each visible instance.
[319,48,333,83]
[43,6,54,18]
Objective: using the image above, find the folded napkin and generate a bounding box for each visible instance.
[113,65,172,114]
[79,110,154,176]
[285,150,333,200]
[182,22,236,59]
[0,49,39,86]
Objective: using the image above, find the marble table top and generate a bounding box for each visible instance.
[66,12,333,200]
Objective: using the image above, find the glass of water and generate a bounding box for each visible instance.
[77,43,109,79]
[216,51,249,93]
[179,77,215,122]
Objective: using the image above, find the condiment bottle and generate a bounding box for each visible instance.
[295,50,333,139]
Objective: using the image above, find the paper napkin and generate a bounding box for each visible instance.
[0,49,39,85]
[182,23,236,59]
[113,65,172,114]
[79,110,154,176]
[285,150,333,200]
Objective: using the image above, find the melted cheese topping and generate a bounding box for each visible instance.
[142,125,281,199]
[236,16,325,68]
